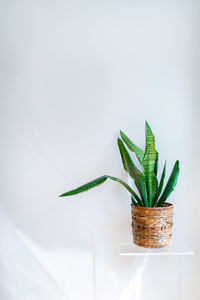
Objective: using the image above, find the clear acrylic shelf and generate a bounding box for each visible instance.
[118,240,194,256]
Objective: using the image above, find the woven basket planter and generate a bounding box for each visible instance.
[131,203,173,248]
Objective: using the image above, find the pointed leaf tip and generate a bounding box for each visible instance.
[145,121,154,134]
[157,160,180,207]
[59,174,143,204]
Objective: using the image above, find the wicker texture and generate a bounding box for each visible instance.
[131,203,173,248]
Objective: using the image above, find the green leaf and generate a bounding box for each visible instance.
[118,138,148,207]
[117,138,128,172]
[59,176,107,197]
[152,174,158,199]
[157,160,180,207]
[142,121,157,207]
[154,151,159,176]
[131,193,144,207]
[131,196,138,206]
[152,161,166,207]
[59,175,143,205]
[108,176,142,204]
[120,130,144,164]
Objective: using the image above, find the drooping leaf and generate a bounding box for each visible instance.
[130,192,144,207]
[59,176,107,197]
[118,138,148,207]
[157,160,179,207]
[154,151,159,176]
[59,175,143,205]
[131,196,138,206]
[142,121,157,207]
[108,176,142,204]
[153,161,166,207]
[135,197,144,206]
[120,130,144,164]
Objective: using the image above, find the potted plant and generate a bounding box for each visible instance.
[59,122,180,248]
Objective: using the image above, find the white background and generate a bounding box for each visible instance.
[0,0,200,299]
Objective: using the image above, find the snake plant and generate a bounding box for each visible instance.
[59,122,180,207]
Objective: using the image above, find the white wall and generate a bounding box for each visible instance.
[0,1,200,299]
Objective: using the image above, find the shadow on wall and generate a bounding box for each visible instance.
[0,206,68,300]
